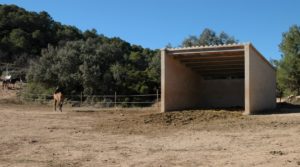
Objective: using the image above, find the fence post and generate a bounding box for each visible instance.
[80,92,83,107]
[18,92,21,102]
[156,89,159,112]
[114,91,117,110]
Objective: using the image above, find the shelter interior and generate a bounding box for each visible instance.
[163,45,246,110]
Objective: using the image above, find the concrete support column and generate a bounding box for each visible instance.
[161,49,166,113]
[244,44,251,114]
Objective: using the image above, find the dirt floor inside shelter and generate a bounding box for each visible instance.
[0,90,300,166]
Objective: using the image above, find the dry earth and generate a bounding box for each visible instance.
[0,89,300,167]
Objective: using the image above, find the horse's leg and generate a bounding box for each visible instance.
[59,100,63,112]
[58,100,61,112]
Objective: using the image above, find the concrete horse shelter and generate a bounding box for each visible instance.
[161,43,276,114]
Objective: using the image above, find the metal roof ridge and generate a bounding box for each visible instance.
[164,42,249,51]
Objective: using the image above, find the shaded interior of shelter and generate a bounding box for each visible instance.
[169,45,245,111]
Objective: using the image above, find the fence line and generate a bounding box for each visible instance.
[19,91,161,109]
[20,92,160,98]
[20,97,157,104]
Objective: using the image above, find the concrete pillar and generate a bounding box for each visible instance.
[161,49,166,112]
[245,44,251,114]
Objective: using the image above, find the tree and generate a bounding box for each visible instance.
[270,59,284,100]
[181,28,238,47]
[165,43,173,48]
[198,28,218,46]
[83,29,98,39]
[0,4,82,65]
[27,37,160,96]
[182,35,198,47]
[218,31,237,45]
[278,25,300,95]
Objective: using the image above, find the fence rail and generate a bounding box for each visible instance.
[20,92,159,98]
[19,91,161,109]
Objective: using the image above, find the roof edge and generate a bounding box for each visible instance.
[161,42,250,51]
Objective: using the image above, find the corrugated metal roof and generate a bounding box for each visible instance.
[162,42,250,51]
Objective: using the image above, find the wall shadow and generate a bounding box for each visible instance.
[258,102,300,115]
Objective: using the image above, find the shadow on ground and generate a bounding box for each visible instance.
[258,102,300,115]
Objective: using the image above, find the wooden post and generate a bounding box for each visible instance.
[156,89,159,112]
[18,92,21,102]
[80,92,83,106]
[114,91,117,110]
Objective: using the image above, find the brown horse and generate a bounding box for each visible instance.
[53,92,64,112]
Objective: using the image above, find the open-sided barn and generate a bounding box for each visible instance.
[161,43,276,114]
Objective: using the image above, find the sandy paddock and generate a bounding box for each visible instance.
[0,91,300,166]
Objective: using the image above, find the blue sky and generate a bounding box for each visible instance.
[0,0,299,60]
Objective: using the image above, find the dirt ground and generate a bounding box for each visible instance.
[0,89,300,167]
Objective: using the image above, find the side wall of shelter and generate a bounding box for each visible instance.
[245,45,276,114]
[161,50,204,112]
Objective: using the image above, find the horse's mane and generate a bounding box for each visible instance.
[54,87,64,94]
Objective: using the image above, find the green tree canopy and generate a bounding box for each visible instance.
[181,28,238,47]
[27,37,160,96]
[0,4,82,65]
[277,25,300,95]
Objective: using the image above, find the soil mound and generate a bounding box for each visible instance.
[143,110,243,126]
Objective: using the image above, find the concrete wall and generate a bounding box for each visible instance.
[200,79,244,108]
[161,50,204,112]
[245,44,276,114]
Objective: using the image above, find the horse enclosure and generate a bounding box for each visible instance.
[0,89,300,166]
